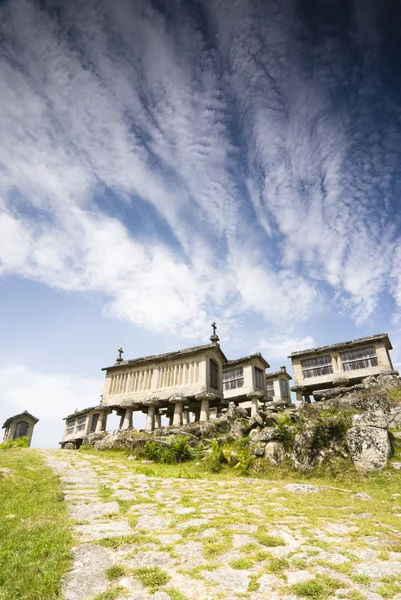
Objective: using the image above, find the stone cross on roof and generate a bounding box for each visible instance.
[116,347,124,363]
[210,322,219,343]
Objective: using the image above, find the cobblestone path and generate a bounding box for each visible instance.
[43,450,401,600]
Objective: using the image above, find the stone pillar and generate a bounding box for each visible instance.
[96,411,107,432]
[182,408,189,425]
[100,411,108,432]
[193,408,201,422]
[145,405,156,432]
[118,413,125,430]
[295,390,303,404]
[200,398,209,422]
[250,396,259,417]
[168,414,174,426]
[304,395,311,404]
[173,401,183,426]
[122,408,133,430]
[84,414,92,436]
[154,410,161,429]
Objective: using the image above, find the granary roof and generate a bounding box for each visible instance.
[63,406,97,421]
[266,368,292,380]
[223,353,270,369]
[102,343,228,371]
[2,410,39,429]
[288,333,392,359]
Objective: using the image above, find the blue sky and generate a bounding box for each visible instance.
[1,0,401,448]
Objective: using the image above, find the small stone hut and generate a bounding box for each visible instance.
[2,411,39,447]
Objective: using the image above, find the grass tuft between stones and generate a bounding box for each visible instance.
[132,566,170,589]
[230,557,254,570]
[105,565,126,580]
[290,575,343,599]
[92,585,129,600]
[164,587,189,600]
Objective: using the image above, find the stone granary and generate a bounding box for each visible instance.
[266,366,292,404]
[60,326,290,448]
[289,333,398,403]
[2,411,39,447]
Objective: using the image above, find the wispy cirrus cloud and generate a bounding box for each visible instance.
[0,0,400,341]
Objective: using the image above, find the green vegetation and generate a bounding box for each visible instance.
[139,436,192,464]
[164,588,188,600]
[290,575,343,599]
[0,449,72,600]
[203,438,253,474]
[97,533,160,548]
[265,557,289,574]
[377,576,401,598]
[0,436,30,451]
[132,567,170,589]
[229,557,254,570]
[247,575,260,591]
[93,586,129,600]
[255,530,285,547]
[105,565,126,580]
[276,413,298,448]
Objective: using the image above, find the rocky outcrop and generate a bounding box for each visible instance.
[264,441,285,465]
[85,379,401,473]
[346,426,391,471]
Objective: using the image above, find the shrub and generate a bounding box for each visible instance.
[276,414,297,449]
[79,444,91,452]
[204,439,227,473]
[308,412,350,453]
[0,437,30,450]
[141,436,192,464]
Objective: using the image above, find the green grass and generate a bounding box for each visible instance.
[290,575,343,599]
[247,575,260,592]
[255,531,285,547]
[164,588,188,600]
[0,449,73,600]
[376,576,401,598]
[265,557,289,574]
[132,567,170,589]
[97,533,160,548]
[229,558,254,570]
[93,586,129,600]
[0,436,30,451]
[105,565,126,580]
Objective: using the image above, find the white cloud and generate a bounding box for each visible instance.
[0,0,320,338]
[258,335,315,361]
[0,364,102,448]
[0,0,399,342]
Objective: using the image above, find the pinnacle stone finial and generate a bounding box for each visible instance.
[116,347,124,363]
[210,321,219,343]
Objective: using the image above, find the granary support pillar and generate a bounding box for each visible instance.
[145,405,156,432]
[295,390,304,404]
[173,401,184,426]
[250,396,259,417]
[154,410,161,429]
[96,410,108,432]
[122,408,133,430]
[182,407,190,425]
[200,399,209,422]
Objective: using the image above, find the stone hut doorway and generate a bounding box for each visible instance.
[14,421,29,439]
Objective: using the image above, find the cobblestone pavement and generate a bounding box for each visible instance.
[43,450,401,600]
